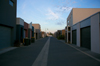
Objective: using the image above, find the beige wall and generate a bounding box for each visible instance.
[67,8,100,26]
[62,30,65,36]
[73,8,100,25]
[32,24,41,39]
[32,24,41,30]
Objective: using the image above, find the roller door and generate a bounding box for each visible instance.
[81,26,91,49]
[72,30,77,45]
[0,26,11,49]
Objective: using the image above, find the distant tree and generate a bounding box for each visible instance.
[57,35,65,40]
[49,32,53,35]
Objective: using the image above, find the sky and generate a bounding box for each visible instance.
[17,0,100,33]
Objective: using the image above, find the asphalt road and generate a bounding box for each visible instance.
[0,37,100,66]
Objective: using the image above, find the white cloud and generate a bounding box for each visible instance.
[61,6,72,11]
[56,20,65,25]
[55,6,72,12]
[46,8,59,20]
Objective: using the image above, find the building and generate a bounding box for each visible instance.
[28,22,32,39]
[65,26,67,42]
[41,31,46,38]
[16,18,24,43]
[53,32,57,38]
[57,30,62,38]
[32,24,41,39]
[32,26,34,38]
[33,28,36,39]
[24,22,28,38]
[62,29,65,36]
[67,8,100,54]
[0,0,17,49]
[67,8,100,43]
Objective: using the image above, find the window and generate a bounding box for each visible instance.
[9,0,14,6]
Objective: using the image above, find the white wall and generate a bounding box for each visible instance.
[80,18,90,28]
[16,18,24,26]
[72,24,77,30]
[28,22,32,29]
[91,13,100,54]
[77,23,80,47]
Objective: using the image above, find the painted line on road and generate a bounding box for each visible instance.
[60,41,100,62]
[32,37,50,66]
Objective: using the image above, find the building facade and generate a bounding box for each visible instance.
[32,26,34,37]
[16,18,24,43]
[67,8,100,43]
[24,22,28,38]
[28,22,32,39]
[32,24,41,39]
[0,0,17,49]
[67,8,100,54]
[41,31,46,38]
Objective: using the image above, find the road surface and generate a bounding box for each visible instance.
[0,37,100,66]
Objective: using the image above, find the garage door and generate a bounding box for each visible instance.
[0,26,11,49]
[81,26,91,49]
[72,30,77,45]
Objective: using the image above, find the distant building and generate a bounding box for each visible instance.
[0,0,17,49]
[24,22,28,38]
[65,26,67,42]
[32,26,34,38]
[16,18,24,43]
[62,29,65,36]
[28,22,32,39]
[32,24,41,39]
[41,31,46,38]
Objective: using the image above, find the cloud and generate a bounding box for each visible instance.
[60,6,72,11]
[46,8,59,20]
[56,20,65,25]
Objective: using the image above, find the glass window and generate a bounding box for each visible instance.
[9,0,14,6]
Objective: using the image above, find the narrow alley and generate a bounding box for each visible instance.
[0,37,100,66]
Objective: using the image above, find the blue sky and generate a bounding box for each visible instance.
[17,0,100,33]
